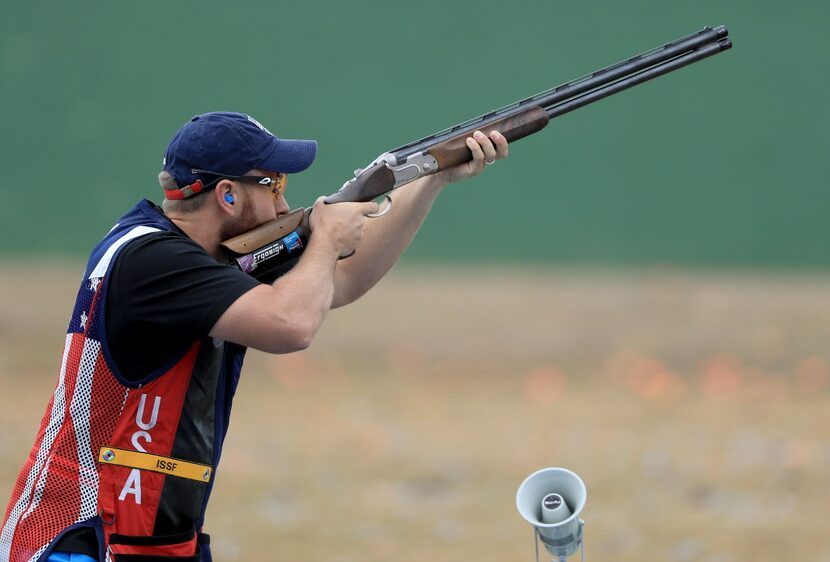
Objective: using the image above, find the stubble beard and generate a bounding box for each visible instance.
[218,198,259,242]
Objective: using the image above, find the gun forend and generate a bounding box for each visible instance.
[427,106,549,170]
[326,106,550,205]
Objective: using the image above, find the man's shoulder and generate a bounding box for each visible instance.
[122,228,199,253]
[113,229,200,271]
[83,200,180,274]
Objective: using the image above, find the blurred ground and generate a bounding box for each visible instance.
[1,260,829,562]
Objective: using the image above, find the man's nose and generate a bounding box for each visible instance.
[275,196,290,215]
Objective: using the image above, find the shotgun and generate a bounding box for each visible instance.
[221,25,732,282]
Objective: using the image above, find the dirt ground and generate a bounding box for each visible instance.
[1,261,828,562]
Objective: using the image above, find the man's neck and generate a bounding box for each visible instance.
[166,211,224,260]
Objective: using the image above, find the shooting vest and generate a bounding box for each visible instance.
[1,200,246,562]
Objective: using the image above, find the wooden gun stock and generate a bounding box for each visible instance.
[221,208,308,255]
[324,163,394,205]
[220,208,311,283]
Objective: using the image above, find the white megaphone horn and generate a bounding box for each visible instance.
[516,467,587,562]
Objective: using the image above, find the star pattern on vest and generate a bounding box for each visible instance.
[80,311,88,330]
[89,277,101,292]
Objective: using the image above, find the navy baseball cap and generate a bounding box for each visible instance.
[162,111,317,198]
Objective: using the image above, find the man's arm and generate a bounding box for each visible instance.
[331,130,508,308]
[210,198,378,353]
[211,130,506,351]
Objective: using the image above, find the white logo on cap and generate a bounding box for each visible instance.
[246,115,274,137]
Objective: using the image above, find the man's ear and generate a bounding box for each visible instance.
[214,180,237,214]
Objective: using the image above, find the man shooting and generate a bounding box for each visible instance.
[0,111,507,562]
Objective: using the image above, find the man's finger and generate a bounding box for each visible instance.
[490,130,509,160]
[465,136,485,164]
[362,201,381,216]
[473,130,497,164]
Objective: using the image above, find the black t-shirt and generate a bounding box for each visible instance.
[105,229,261,381]
[54,219,261,552]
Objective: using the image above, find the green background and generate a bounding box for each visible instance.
[0,0,826,266]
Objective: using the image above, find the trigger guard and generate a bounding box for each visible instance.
[366,195,392,218]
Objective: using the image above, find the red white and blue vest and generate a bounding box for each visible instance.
[1,200,247,562]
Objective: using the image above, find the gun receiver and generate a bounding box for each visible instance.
[221,25,732,282]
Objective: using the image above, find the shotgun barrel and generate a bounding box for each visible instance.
[392,26,729,162]
[545,38,732,120]
[327,25,731,204]
[220,25,732,282]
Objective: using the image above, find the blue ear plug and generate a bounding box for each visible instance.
[224,193,234,204]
